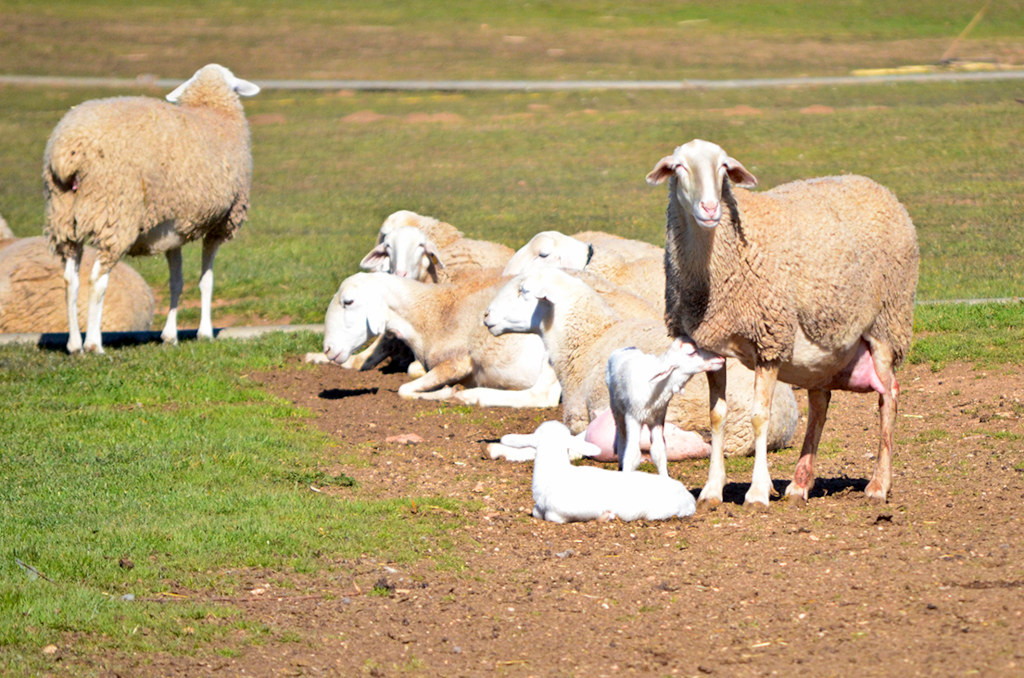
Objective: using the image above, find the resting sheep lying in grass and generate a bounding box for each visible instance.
[530,421,696,523]
[648,138,919,506]
[483,267,797,462]
[607,339,725,476]
[0,236,154,334]
[43,64,259,353]
[320,270,560,407]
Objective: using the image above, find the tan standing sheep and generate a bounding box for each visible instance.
[0,236,153,334]
[648,139,919,507]
[43,63,259,354]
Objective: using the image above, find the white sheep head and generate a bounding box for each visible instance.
[322,273,388,365]
[502,231,591,276]
[483,269,561,337]
[359,225,444,280]
[166,63,260,103]
[646,139,757,229]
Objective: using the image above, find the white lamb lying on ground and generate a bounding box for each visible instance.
[607,339,725,477]
[530,421,696,523]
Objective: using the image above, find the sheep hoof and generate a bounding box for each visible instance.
[160,332,178,345]
[864,481,889,503]
[784,482,810,503]
[695,496,721,511]
[83,343,105,355]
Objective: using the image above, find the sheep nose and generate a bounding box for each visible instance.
[699,201,718,216]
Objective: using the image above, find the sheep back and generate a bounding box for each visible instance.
[43,92,252,265]
[666,174,918,370]
[0,236,154,333]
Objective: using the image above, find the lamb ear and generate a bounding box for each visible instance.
[725,157,757,188]
[359,244,389,271]
[646,156,678,185]
[650,365,678,384]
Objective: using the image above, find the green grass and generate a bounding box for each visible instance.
[0,333,462,672]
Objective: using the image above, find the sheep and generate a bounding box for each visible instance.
[0,214,12,239]
[483,267,798,461]
[361,210,514,282]
[647,138,919,506]
[502,230,666,313]
[606,339,725,477]
[529,421,696,523]
[321,270,561,408]
[0,236,154,334]
[43,63,259,354]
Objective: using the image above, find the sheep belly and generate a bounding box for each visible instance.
[127,219,190,256]
[777,325,875,391]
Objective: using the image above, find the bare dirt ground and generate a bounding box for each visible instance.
[101,357,1023,677]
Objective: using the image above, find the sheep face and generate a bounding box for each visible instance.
[322,273,388,365]
[664,337,725,378]
[483,273,551,337]
[503,231,589,276]
[359,226,442,280]
[646,139,757,229]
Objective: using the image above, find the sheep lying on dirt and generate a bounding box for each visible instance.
[530,421,696,523]
[43,63,259,353]
[648,138,919,506]
[483,267,797,461]
[320,270,561,407]
[503,230,666,313]
[607,339,725,476]
[0,236,154,334]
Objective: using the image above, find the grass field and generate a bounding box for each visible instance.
[1,1,1022,672]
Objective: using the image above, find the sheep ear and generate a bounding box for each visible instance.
[360,244,389,271]
[424,240,445,270]
[230,77,260,97]
[650,365,678,384]
[165,73,198,103]
[725,157,757,188]
[365,300,387,336]
[646,156,677,185]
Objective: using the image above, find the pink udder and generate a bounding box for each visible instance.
[583,409,711,462]
[832,341,886,394]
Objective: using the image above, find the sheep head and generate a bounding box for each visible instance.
[166,63,260,103]
[360,225,444,281]
[503,231,591,276]
[646,139,757,229]
[322,273,389,365]
[484,269,560,337]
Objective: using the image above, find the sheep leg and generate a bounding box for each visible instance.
[453,365,562,408]
[697,367,728,508]
[197,239,220,340]
[82,258,111,353]
[161,247,183,344]
[62,244,84,354]
[744,362,779,508]
[865,340,898,502]
[648,420,669,477]
[617,412,644,473]
[396,355,473,400]
[785,388,831,502]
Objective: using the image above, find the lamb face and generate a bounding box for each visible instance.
[322,274,386,365]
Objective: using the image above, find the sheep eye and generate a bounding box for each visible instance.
[342,299,353,307]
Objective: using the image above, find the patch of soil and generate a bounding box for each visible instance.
[98,359,1024,676]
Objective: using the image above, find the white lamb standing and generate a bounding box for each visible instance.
[43,64,259,354]
[530,421,697,523]
[607,339,725,477]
